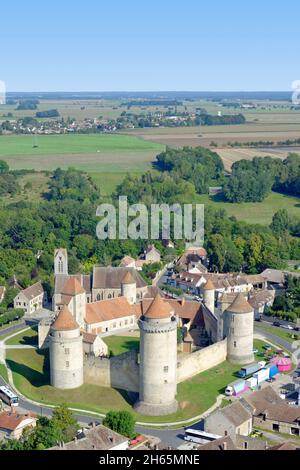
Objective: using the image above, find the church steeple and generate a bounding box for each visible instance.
[54,248,68,275]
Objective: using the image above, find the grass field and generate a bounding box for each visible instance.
[5,325,38,346]
[3,339,266,423]
[0,363,8,382]
[0,134,164,185]
[103,335,140,356]
[196,191,300,225]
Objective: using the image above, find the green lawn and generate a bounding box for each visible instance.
[0,363,8,383]
[4,339,279,424]
[5,347,242,423]
[5,326,38,346]
[103,335,140,356]
[0,134,163,157]
[196,191,300,225]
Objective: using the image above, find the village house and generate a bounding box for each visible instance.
[13,281,45,315]
[204,401,253,441]
[50,423,129,451]
[198,436,236,451]
[82,332,108,357]
[119,245,161,271]
[144,244,161,263]
[244,386,300,437]
[177,246,207,272]
[0,410,37,441]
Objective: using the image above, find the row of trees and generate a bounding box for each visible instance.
[224,153,300,202]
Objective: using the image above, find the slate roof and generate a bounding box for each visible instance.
[50,424,128,450]
[92,267,147,289]
[19,281,44,300]
[198,436,236,451]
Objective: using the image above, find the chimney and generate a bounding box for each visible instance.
[222,441,227,451]
[181,297,185,306]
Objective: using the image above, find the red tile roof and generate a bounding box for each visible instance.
[51,306,79,331]
[62,277,85,296]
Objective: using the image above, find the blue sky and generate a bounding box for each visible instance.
[1,0,299,91]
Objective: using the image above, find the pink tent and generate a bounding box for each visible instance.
[270,356,292,372]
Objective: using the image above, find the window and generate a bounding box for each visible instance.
[291,427,299,436]
[113,322,117,328]
[244,442,248,450]
[66,361,70,368]
[272,424,280,432]
[125,320,128,325]
[163,366,169,373]
[97,294,100,301]
[65,348,70,355]
[234,341,237,348]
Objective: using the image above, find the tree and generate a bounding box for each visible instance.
[270,209,290,237]
[103,410,135,438]
[0,160,9,174]
[51,404,79,442]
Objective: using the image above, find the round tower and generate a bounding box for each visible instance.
[134,294,178,416]
[223,293,254,364]
[50,305,83,389]
[202,279,215,313]
[121,271,136,305]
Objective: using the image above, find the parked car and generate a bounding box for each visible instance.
[294,326,300,331]
[263,344,272,351]
[282,324,293,330]
[252,348,258,354]
[273,321,281,327]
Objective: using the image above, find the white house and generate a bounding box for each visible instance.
[14,281,45,315]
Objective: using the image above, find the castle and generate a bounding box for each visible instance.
[39,248,254,416]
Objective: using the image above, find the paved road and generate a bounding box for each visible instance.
[254,324,294,353]
[0,373,185,448]
[0,321,25,338]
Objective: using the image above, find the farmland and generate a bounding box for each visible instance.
[195,191,300,225]
[0,134,164,194]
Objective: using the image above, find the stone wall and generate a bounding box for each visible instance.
[84,350,139,392]
[83,339,227,392]
[177,339,227,383]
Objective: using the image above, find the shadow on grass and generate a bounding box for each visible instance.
[6,349,50,388]
[19,335,38,346]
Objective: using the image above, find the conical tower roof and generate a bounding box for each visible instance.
[144,294,173,319]
[203,279,215,290]
[51,306,79,331]
[226,293,253,314]
[122,271,136,284]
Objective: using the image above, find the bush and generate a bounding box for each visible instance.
[103,410,135,439]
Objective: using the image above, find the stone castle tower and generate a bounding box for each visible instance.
[60,277,86,328]
[202,279,215,313]
[121,271,137,305]
[50,305,83,389]
[135,294,178,416]
[54,248,68,275]
[223,293,254,365]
